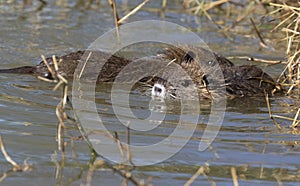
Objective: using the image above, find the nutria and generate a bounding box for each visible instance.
[0,46,279,99]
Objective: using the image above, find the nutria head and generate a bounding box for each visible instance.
[151,45,229,99]
[151,45,278,99]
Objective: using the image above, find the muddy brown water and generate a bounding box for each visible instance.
[0,1,299,185]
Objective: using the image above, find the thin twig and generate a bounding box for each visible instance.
[250,17,268,48]
[231,167,239,186]
[227,56,285,64]
[85,160,105,186]
[161,0,167,11]
[79,51,92,79]
[291,108,300,128]
[0,134,19,169]
[0,134,32,183]
[126,126,133,165]
[118,0,150,24]
[184,166,204,186]
[41,55,56,79]
[114,132,125,160]
[108,0,120,41]
[265,93,282,130]
[112,166,146,186]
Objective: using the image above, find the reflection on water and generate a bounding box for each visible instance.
[1,77,299,185]
[0,0,299,185]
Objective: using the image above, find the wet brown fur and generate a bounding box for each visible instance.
[158,45,280,98]
[0,46,280,98]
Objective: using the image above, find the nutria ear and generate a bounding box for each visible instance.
[182,51,195,63]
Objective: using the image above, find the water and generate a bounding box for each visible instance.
[0,0,299,185]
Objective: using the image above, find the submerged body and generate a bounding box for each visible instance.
[0,46,279,99]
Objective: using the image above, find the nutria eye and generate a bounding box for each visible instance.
[183,51,195,63]
[203,75,209,85]
[44,72,53,79]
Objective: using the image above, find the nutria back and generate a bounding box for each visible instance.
[0,66,36,74]
[0,50,132,82]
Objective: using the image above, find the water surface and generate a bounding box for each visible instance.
[0,1,299,185]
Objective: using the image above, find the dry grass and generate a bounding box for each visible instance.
[269,2,300,97]
[264,1,300,130]
[183,0,299,98]
[183,0,299,131]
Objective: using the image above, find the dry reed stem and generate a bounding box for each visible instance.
[250,17,268,48]
[118,0,150,24]
[269,3,300,11]
[0,134,19,169]
[52,55,59,71]
[79,51,92,78]
[269,2,299,97]
[80,133,146,186]
[0,134,32,183]
[114,132,125,160]
[186,163,215,186]
[231,167,239,186]
[111,165,146,186]
[41,55,56,79]
[272,114,298,122]
[184,166,205,186]
[38,54,69,153]
[291,108,300,128]
[266,91,300,130]
[186,0,229,12]
[85,160,105,186]
[108,0,120,42]
[259,143,266,179]
[265,93,282,130]
[161,0,167,10]
[227,56,284,64]
[273,174,283,186]
[126,126,134,166]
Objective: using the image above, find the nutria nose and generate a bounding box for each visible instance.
[151,83,166,98]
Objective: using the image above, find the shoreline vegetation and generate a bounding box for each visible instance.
[0,0,299,185]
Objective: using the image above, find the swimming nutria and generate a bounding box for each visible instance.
[0,46,279,99]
